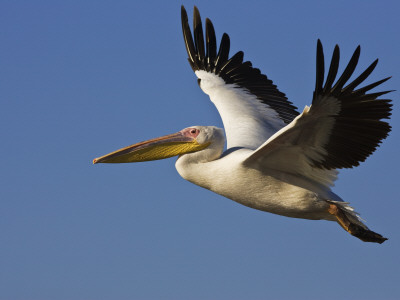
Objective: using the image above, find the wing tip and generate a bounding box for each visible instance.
[181,6,300,124]
[311,41,393,170]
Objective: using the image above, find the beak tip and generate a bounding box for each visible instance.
[93,158,99,164]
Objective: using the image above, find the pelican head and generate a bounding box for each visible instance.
[93,126,225,164]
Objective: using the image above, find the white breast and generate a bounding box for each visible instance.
[176,149,337,220]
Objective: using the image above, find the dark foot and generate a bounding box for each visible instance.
[328,203,388,244]
[348,224,388,244]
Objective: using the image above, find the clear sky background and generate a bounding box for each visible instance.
[1,1,400,299]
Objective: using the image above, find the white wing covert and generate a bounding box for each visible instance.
[181,6,299,149]
[244,40,392,187]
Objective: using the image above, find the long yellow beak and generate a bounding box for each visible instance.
[93,131,209,164]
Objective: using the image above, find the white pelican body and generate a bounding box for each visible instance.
[94,6,393,243]
[177,144,335,221]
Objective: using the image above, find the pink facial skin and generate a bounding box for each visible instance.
[180,127,200,139]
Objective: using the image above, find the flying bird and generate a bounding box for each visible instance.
[94,6,393,243]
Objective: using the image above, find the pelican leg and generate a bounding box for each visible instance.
[328,204,388,244]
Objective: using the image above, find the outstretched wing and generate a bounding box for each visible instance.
[244,40,392,187]
[181,6,299,150]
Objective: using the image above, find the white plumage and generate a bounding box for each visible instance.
[94,6,393,243]
[196,70,286,149]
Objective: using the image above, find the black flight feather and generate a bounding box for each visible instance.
[181,5,299,124]
[311,41,392,170]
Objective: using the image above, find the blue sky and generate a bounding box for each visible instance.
[1,1,400,299]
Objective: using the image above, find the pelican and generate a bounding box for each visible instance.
[93,6,393,243]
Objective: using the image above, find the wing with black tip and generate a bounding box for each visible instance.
[244,40,392,186]
[181,6,299,149]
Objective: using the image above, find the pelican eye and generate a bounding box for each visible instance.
[181,127,200,138]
